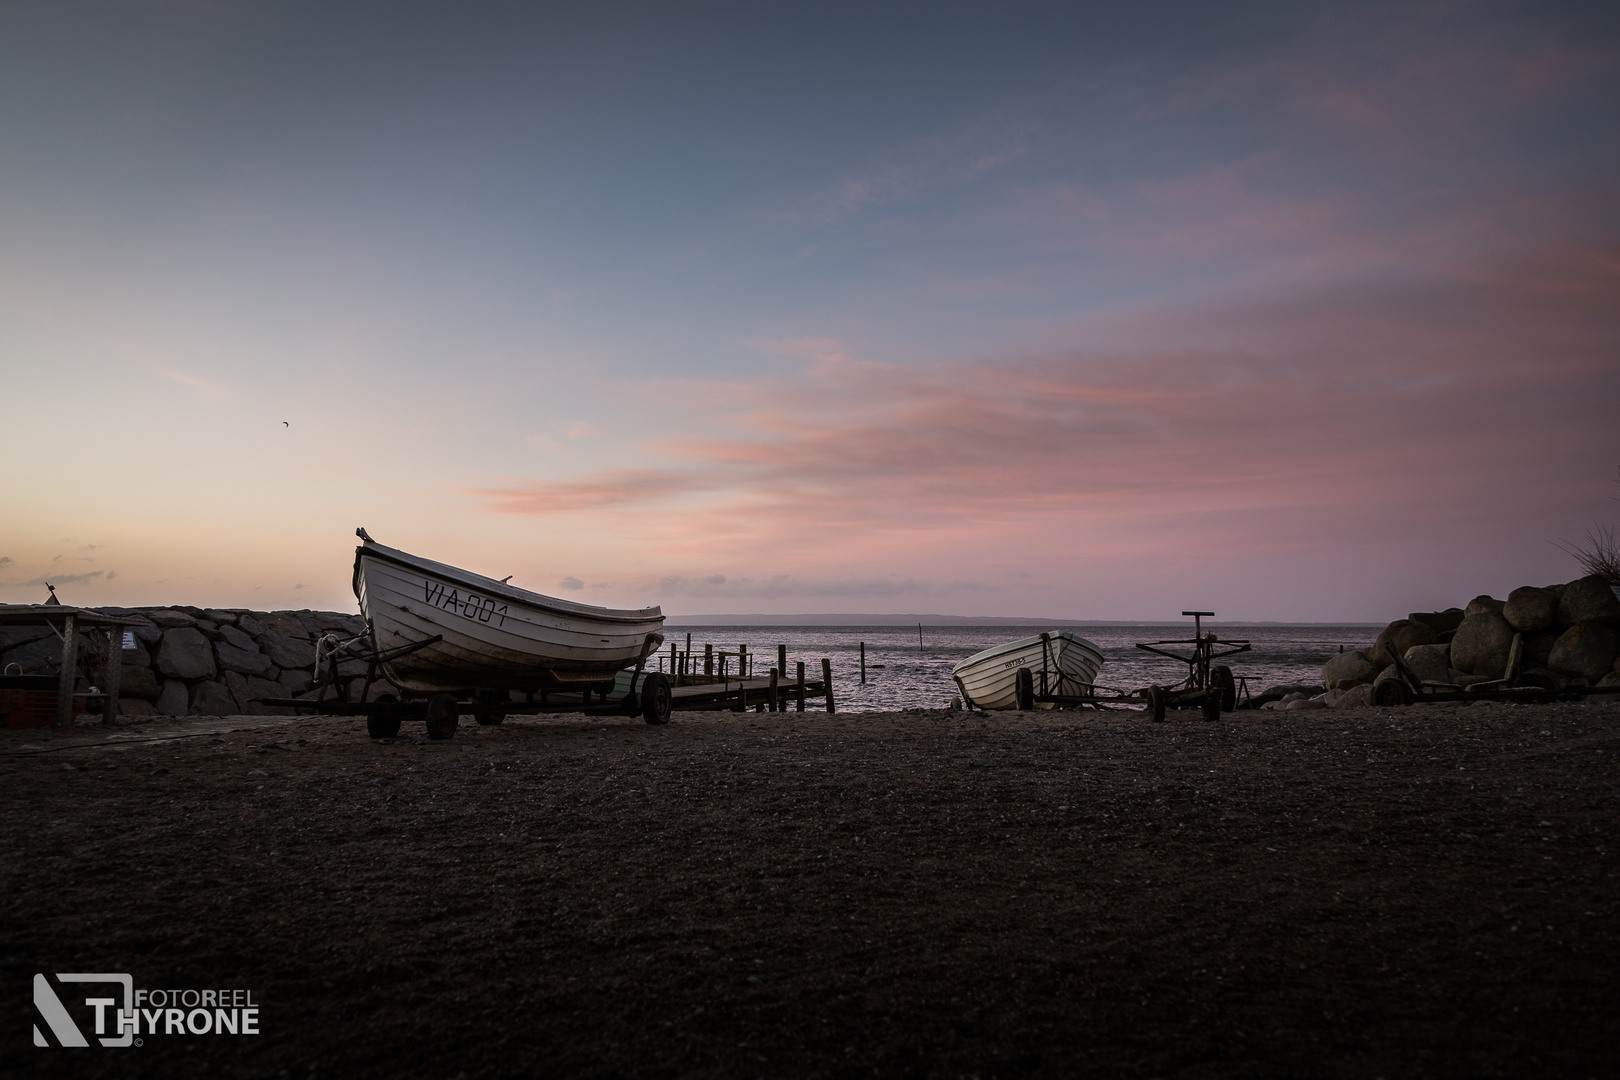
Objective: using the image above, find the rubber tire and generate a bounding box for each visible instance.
[1201,691,1221,722]
[473,691,507,726]
[1211,665,1237,711]
[1015,667,1035,711]
[1146,686,1167,723]
[425,692,460,739]
[640,672,672,725]
[1372,679,1413,707]
[366,714,402,738]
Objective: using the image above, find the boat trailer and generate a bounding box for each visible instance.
[259,628,674,739]
[1014,612,1252,720]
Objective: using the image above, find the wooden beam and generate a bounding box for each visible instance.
[102,627,123,726]
[822,657,835,714]
[55,613,77,727]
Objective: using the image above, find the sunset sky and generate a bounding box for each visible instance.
[2,1,1617,621]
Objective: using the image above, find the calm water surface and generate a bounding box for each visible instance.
[656,623,1379,711]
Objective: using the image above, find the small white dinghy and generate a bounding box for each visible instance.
[352,531,665,693]
[951,629,1105,711]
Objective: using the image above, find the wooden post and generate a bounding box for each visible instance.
[55,613,78,727]
[822,657,835,714]
[768,667,779,712]
[918,623,924,652]
[777,643,787,677]
[102,626,123,726]
[669,642,677,683]
[739,643,748,678]
[860,641,866,683]
[704,643,713,678]
[738,674,747,712]
[796,661,805,712]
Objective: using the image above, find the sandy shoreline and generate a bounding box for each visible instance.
[6,702,1618,1077]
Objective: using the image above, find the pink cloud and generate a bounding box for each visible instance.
[471,240,1619,618]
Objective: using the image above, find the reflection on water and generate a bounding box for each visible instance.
[657,623,1379,711]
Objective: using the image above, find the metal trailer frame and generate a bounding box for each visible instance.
[1014,613,1253,720]
[1131,611,1252,721]
[258,625,674,739]
[1370,638,1620,707]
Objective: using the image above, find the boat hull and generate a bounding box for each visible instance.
[354,543,664,693]
[950,630,1104,710]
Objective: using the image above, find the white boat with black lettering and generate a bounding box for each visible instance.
[351,530,666,695]
[951,629,1105,711]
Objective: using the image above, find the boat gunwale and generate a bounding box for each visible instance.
[951,629,1103,677]
[355,543,663,627]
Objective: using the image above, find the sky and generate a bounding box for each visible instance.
[1,0,1617,621]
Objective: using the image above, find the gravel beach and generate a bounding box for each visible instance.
[6,701,1618,1078]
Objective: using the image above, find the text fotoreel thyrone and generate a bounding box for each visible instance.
[33,972,260,1048]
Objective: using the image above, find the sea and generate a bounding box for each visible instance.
[655,623,1382,711]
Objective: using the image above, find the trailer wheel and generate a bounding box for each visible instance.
[473,691,507,726]
[1201,691,1221,722]
[366,714,402,738]
[1145,686,1167,722]
[1211,665,1237,711]
[1015,668,1035,711]
[425,692,460,739]
[641,672,672,725]
[1372,679,1412,707]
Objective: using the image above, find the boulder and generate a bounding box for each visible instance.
[156,627,216,680]
[1548,623,1620,681]
[1449,612,1515,677]
[1403,644,1452,685]
[1332,684,1374,709]
[1598,671,1620,689]
[1322,649,1377,690]
[1523,631,1559,665]
[201,609,239,624]
[145,609,200,629]
[0,625,54,651]
[1284,696,1327,710]
[1447,669,1496,688]
[1409,609,1465,635]
[118,666,162,701]
[237,613,268,637]
[154,679,189,716]
[122,616,163,647]
[224,671,294,715]
[116,698,161,717]
[2,635,69,675]
[190,680,238,716]
[218,623,257,652]
[255,612,316,640]
[1502,586,1559,633]
[277,667,313,695]
[258,628,315,670]
[1558,575,1620,626]
[117,637,152,669]
[1370,620,1436,670]
[1464,595,1505,618]
[215,641,274,677]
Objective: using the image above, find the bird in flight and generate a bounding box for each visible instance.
[282,421,289,427]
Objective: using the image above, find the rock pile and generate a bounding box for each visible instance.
[0,606,388,717]
[1323,575,1620,694]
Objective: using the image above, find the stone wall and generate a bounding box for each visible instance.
[1323,574,1620,693]
[0,606,387,717]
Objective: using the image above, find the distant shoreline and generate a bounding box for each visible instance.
[663,614,1383,627]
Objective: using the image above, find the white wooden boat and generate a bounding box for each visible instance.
[951,630,1104,710]
[353,534,664,693]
